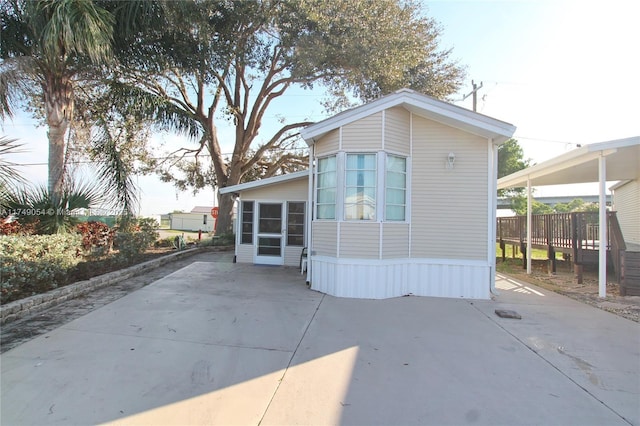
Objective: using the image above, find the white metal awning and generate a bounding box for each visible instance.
[497,136,640,298]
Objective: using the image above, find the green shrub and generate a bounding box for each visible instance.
[113,218,159,261]
[1,233,82,303]
[154,236,176,248]
[214,233,235,246]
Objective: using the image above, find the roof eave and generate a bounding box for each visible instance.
[219,170,309,194]
[300,89,515,146]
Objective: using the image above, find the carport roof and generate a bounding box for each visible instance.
[498,136,640,189]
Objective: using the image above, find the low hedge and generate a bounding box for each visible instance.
[1,233,83,304]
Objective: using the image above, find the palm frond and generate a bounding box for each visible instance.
[108,81,203,139]
[91,126,139,216]
[37,0,114,65]
[0,136,27,187]
[2,178,104,234]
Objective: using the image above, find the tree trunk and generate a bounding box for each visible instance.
[215,191,236,235]
[47,120,67,198]
[44,78,72,201]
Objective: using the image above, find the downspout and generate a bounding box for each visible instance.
[489,139,499,296]
[233,196,240,263]
[305,144,314,284]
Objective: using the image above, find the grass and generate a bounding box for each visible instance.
[495,242,564,260]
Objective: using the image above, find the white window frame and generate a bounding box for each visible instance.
[316,155,337,220]
[385,154,408,222]
[286,201,305,246]
[344,153,377,221]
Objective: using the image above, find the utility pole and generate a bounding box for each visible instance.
[462,80,483,112]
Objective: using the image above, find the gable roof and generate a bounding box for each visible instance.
[498,136,640,189]
[219,170,309,195]
[300,88,516,145]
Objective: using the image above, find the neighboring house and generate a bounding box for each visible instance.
[220,88,516,299]
[169,206,215,232]
[611,179,640,248]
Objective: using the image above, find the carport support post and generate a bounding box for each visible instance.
[598,153,607,298]
[526,176,532,274]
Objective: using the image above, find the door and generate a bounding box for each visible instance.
[255,202,284,265]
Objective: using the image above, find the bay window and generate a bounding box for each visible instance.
[315,152,407,222]
[345,154,376,220]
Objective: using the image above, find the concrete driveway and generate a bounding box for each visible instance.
[1,254,639,425]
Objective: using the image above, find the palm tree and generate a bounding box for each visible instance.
[0,0,154,216]
[1,0,115,200]
[2,180,104,234]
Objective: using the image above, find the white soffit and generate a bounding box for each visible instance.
[300,88,516,145]
[498,136,640,189]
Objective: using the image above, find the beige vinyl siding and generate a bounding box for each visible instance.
[384,107,410,155]
[410,116,488,260]
[614,179,640,245]
[242,177,308,201]
[342,112,383,151]
[312,221,338,257]
[314,129,340,156]
[284,246,305,267]
[339,222,380,259]
[236,243,253,263]
[382,223,410,258]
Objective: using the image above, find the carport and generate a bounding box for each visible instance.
[498,136,640,297]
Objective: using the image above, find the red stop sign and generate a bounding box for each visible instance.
[211,207,219,218]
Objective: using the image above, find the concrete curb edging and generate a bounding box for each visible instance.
[1,247,225,326]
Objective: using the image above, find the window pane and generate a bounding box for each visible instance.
[386,188,406,204]
[317,205,335,219]
[387,155,406,172]
[387,171,406,189]
[386,205,405,221]
[318,171,336,187]
[385,155,406,223]
[289,202,305,214]
[258,237,281,256]
[317,187,336,203]
[287,202,305,246]
[346,170,376,186]
[241,201,254,244]
[318,156,336,172]
[345,187,376,203]
[346,154,376,169]
[345,203,375,220]
[259,204,282,233]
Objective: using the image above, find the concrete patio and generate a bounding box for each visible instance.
[1,254,638,425]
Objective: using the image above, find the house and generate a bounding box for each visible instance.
[220,89,516,299]
[611,179,640,249]
[169,206,215,232]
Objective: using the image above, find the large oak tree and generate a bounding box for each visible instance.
[110,0,465,233]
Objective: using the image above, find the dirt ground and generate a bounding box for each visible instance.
[497,258,640,323]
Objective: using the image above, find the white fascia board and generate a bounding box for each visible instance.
[300,88,516,145]
[219,170,309,194]
[497,146,618,189]
[587,136,640,152]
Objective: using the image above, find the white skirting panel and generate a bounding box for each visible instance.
[310,256,490,299]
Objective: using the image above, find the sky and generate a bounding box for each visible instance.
[2,0,639,216]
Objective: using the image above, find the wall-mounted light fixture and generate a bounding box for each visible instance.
[446,152,456,169]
